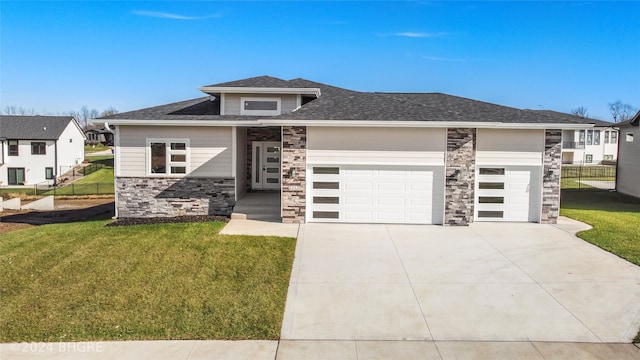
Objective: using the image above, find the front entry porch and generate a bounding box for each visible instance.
[231,192,281,222]
[222,192,299,237]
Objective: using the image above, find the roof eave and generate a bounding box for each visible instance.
[199,86,321,97]
[93,119,262,126]
[258,119,594,129]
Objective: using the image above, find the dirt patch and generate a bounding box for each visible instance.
[0,198,115,235]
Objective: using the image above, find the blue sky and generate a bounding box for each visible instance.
[1,1,638,121]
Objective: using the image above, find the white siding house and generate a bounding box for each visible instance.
[0,116,85,186]
[616,112,640,198]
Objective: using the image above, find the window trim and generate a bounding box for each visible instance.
[240,97,281,116]
[146,138,190,177]
[31,141,47,155]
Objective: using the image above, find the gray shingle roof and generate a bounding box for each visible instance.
[99,76,605,125]
[0,116,77,140]
[631,110,640,126]
[203,75,303,88]
[534,110,616,127]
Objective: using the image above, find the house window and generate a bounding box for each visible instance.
[31,142,46,155]
[604,131,610,144]
[240,97,281,116]
[8,168,25,185]
[8,140,18,156]
[627,132,634,142]
[611,131,618,144]
[578,130,585,144]
[586,130,593,145]
[45,167,54,180]
[593,131,600,145]
[148,139,189,175]
[585,154,593,163]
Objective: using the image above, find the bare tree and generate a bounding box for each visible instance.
[4,106,35,115]
[609,100,636,122]
[100,107,118,117]
[4,105,17,115]
[571,106,588,118]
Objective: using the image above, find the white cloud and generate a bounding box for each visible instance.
[133,10,220,20]
[422,55,467,62]
[394,32,447,38]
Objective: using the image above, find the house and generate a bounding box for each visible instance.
[616,110,640,198]
[0,116,85,186]
[542,111,618,165]
[536,111,618,165]
[85,126,114,146]
[100,76,605,226]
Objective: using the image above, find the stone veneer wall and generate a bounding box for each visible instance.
[444,128,476,226]
[541,129,562,224]
[116,177,235,218]
[245,127,281,191]
[281,126,306,223]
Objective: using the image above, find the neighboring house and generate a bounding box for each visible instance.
[100,76,605,226]
[85,127,114,146]
[537,111,618,164]
[616,111,640,198]
[0,116,85,186]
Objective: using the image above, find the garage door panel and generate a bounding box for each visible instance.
[344,196,373,205]
[309,165,444,224]
[378,183,406,191]
[377,197,405,206]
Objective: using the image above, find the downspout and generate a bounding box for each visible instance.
[615,127,620,192]
[54,139,58,186]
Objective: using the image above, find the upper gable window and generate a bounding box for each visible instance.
[240,97,281,116]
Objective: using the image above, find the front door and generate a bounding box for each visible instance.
[251,141,281,190]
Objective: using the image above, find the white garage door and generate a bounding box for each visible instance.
[475,166,540,222]
[308,165,444,224]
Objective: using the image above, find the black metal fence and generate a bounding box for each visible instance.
[34,183,114,196]
[561,165,616,191]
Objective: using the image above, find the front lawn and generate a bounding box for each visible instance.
[560,190,640,342]
[0,220,296,342]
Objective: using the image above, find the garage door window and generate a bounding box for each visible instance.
[479,168,505,175]
[478,211,504,218]
[313,196,339,204]
[313,211,339,219]
[313,182,339,189]
[313,167,339,174]
[479,182,504,190]
[479,196,504,204]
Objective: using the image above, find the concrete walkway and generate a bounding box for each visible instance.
[2,340,638,359]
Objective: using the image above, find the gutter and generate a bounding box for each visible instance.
[90,119,262,126]
[257,119,594,130]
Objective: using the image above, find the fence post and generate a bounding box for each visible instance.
[96,183,99,195]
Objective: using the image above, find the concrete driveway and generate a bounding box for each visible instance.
[280,222,640,343]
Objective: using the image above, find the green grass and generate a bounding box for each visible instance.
[42,156,115,195]
[560,190,640,343]
[85,145,111,153]
[0,220,296,342]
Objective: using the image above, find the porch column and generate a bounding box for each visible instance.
[282,126,307,223]
[444,128,476,226]
[541,129,562,224]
